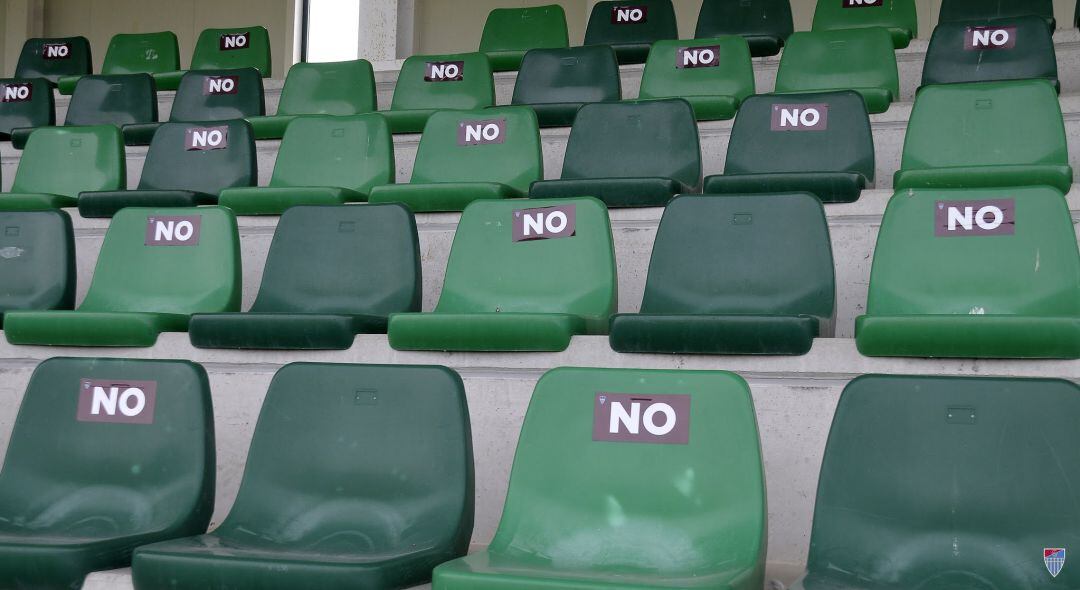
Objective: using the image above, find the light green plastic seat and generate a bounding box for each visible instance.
[584,0,679,64]
[856,186,1080,358]
[389,197,617,352]
[220,114,392,215]
[369,106,541,212]
[245,59,377,140]
[811,0,917,49]
[382,52,494,134]
[940,0,1055,32]
[434,366,765,590]
[480,5,570,71]
[0,126,126,211]
[775,28,899,114]
[638,37,755,121]
[15,37,92,85]
[57,31,180,95]
[4,206,241,347]
[154,26,272,91]
[0,211,76,324]
[895,79,1071,192]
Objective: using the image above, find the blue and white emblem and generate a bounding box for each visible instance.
[1045,548,1066,578]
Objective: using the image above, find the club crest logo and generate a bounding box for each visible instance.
[1045,548,1065,578]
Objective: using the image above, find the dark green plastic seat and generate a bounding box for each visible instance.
[704,91,874,203]
[940,0,1055,32]
[133,362,472,590]
[775,28,899,114]
[188,204,420,349]
[15,37,92,85]
[791,374,1080,590]
[922,16,1058,91]
[695,0,793,57]
[0,78,54,139]
[610,194,835,355]
[0,211,75,324]
[0,357,214,589]
[0,126,126,211]
[57,31,181,95]
[434,366,765,590]
[123,67,264,146]
[811,0,917,49]
[389,197,616,352]
[80,120,256,218]
[220,114,392,215]
[856,186,1080,358]
[638,37,755,121]
[529,99,701,208]
[369,106,541,212]
[382,52,494,134]
[895,79,1071,192]
[5,206,240,347]
[583,0,678,64]
[154,26,272,91]
[511,45,621,128]
[245,59,376,140]
[480,5,570,71]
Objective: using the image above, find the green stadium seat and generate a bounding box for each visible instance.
[122,67,264,146]
[188,204,420,349]
[0,126,126,211]
[132,362,472,590]
[0,211,75,323]
[704,91,874,203]
[220,114,392,215]
[0,357,214,588]
[774,28,899,114]
[695,0,793,57]
[511,45,621,128]
[15,37,92,85]
[790,374,1080,590]
[584,0,678,64]
[369,106,541,212]
[154,26,272,90]
[57,31,181,95]
[0,78,54,139]
[894,79,1071,192]
[480,5,570,71]
[434,366,765,590]
[940,0,1055,32]
[382,52,494,134]
[811,0,918,49]
[610,194,835,355]
[856,186,1080,358]
[80,120,256,218]
[922,16,1058,91]
[529,99,701,208]
[389,197,616,352]
[638,37,754,121]
[245,59,377,140]
[5,206,240,347]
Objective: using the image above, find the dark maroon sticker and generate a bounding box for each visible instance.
[0,83,32,103]
[770,103,829,131]
[425,61,464,82]
[610,5,647,23]
[676,45,720,69]
[965,26,1017,50]
[202,75,239,95]
[41,42,71,59]
[77,379,157,424]
[457,118,507,146]
[145,215,202,246]
[843,0,882,6]
[512,205,576,242]
[219,32,250,51]
[593,393,691,445]
[184,125,229,151]
[934,199,1015,237]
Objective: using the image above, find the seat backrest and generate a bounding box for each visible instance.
[811,0,917,36]
[0,357,214,537]
[810,374,1080,587]
[390,52,494,112]
[169,68,264,122]
[695,0,794,43]
[268,114,393,193]
[560,99,701,190]
[940,0,1055,30]
[488,367,765,579]
[774,28,898,97]
[65,74,157,127]
[15,37,92,82]
[102,31,181,76]
[867,186,1080,318]
[138,120,256,194]
[900,79,1066,173]
[409,106,541,193]
[189,26,272,77]
[0,211,75,315]
[79,206,240,315]
[218,362,472,560]
[275,59,376,117]
[435,197,616,330]
[641,194,834,322]
[922,16,1058,88]
[12,126,126,197]
[584,0,678,49]
[725,90,874,180]
[511,45,621,106]
[250,205,421,316]
[0,78,55,136]
[638,37,755,104]
[480,5,570,55]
